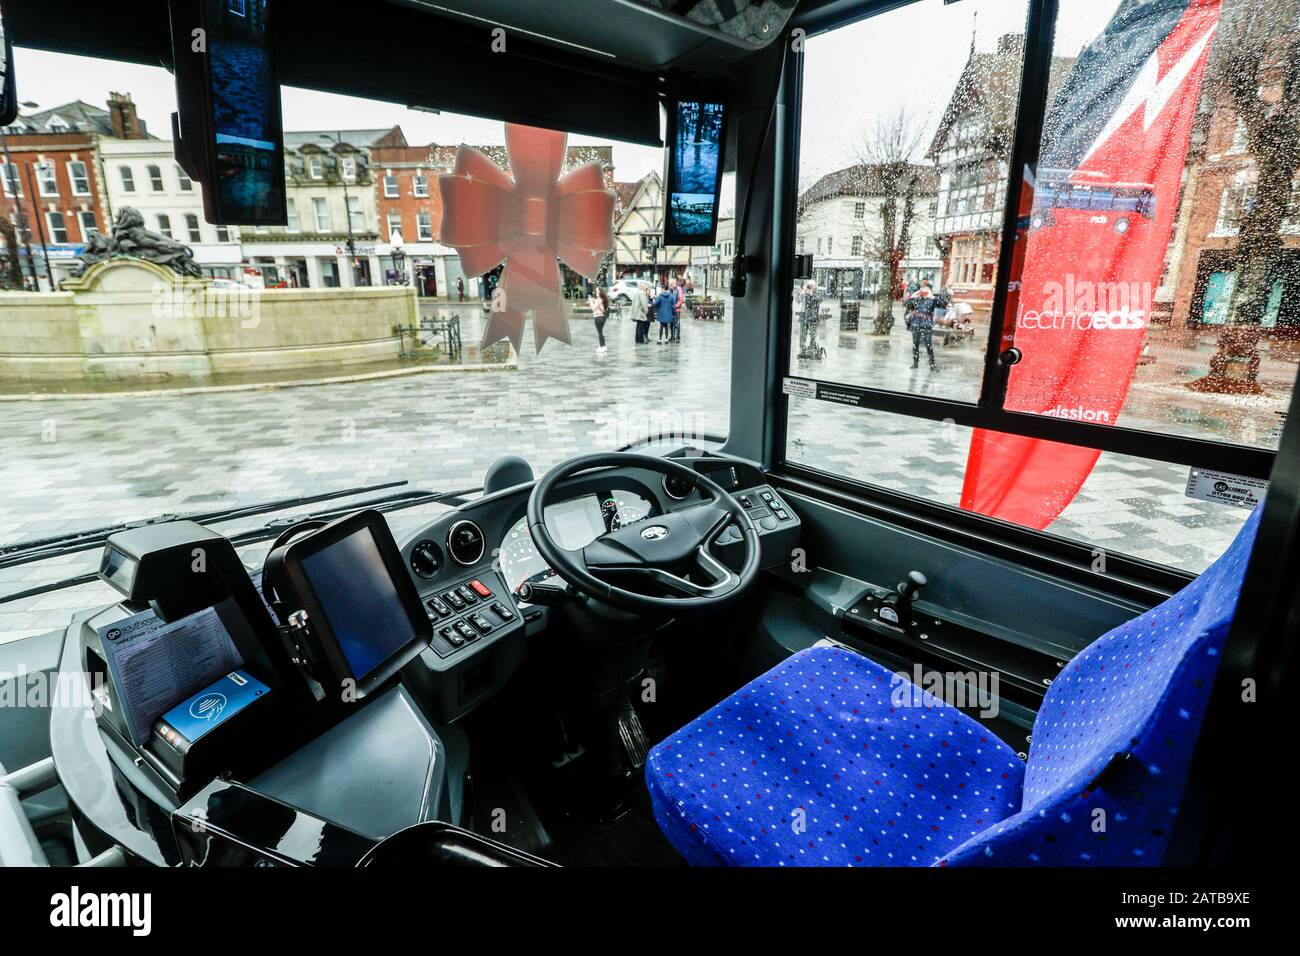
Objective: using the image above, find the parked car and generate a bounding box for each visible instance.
[608,278,654,305]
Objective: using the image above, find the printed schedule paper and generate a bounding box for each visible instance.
[96,608,243,745]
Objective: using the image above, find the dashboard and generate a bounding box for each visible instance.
[394,453,801,724]
[499,490,656,595]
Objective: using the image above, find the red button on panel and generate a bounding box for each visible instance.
[470,579,493,598]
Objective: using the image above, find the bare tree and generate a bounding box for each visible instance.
[1190,0,1300,394]
[854,106,929,317]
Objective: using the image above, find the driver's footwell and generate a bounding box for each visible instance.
[542,779,685,868]
[465,729,684,867]
[459,654,686,866]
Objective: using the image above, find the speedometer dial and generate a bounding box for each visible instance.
[499,518,555,596]
[611,502,650,529]
[602,493,653,530]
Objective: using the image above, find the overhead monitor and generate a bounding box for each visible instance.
[0,2,16,127]
[663,98,728,246]
[170,0,287,225]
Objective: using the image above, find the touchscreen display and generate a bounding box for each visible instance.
[205,0,285,223]
[545,496,607,551]
[301,527,414,679]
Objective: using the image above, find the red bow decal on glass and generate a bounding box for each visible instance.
[438,123,616,353]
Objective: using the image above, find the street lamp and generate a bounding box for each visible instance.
[389,228,406,286]
[0,100,41,290]
[320,132,359,283]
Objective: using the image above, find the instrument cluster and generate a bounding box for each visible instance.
[498,490,655,596]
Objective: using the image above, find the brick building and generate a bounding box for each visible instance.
[1161,30,1300,336]
[0,95,140,288]
[370,139,615,297]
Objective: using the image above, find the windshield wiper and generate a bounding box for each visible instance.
[1,480,428,571]
[0,484,482,607]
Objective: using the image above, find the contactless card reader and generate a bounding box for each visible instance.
[149,670,272,781]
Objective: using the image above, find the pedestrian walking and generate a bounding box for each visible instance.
[629,281,651,344]
[669,276,684,343]
[905,278,941,372]
[589,285,609,354]
[653,280,675,344]
[796,280,824,359]
[456,276,465,301]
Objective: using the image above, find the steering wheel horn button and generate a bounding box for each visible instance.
[640,525,670,541]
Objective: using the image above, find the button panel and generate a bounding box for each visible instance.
[422,571,520,658]
[735,484,796,532]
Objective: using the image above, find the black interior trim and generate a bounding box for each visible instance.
[790,0,919,37]
[977,0,1057,408]
[8,0,665,147]
[770,463,1195,606]
[1175,373,1300,864]
[781,376,1276,479]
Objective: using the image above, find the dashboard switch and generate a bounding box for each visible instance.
[426,596,451,617]
[491,601,516,621]
[470,579,493,598]
[455,585,479,605]
[469,613,493,634]
[454,620,478,642]
[443,590,466,611]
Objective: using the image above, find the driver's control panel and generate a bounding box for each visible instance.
[714,484,799,546]
[422,570,521,659]
[712,483,801,570]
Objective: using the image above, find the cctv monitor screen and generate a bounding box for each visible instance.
[300,527,418,680]
[203,0,286,224]
[663,99,727,246]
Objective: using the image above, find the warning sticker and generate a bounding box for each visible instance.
[782,378,817,400]
[1185,468,1268,509]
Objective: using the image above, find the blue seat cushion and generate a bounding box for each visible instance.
[645,645,1026,866]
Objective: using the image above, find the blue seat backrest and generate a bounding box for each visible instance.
[940,502,1262,866]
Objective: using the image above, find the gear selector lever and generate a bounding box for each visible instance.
[897,571,927,605]
[875,571,927,628]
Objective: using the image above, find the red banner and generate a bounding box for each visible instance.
[961,0,1222,529]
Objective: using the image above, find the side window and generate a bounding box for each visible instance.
[791,0,1027,400]
[119,165,135,192]
[784,0,1292,572]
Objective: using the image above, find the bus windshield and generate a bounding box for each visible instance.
[0,46,735,641]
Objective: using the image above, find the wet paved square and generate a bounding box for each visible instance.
[0,300,1267,640]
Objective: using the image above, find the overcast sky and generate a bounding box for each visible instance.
[798,0,1121,187]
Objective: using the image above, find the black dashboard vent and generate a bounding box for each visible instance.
[447,520,486,566]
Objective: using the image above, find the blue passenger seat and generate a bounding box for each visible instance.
[645,502,1262,866]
